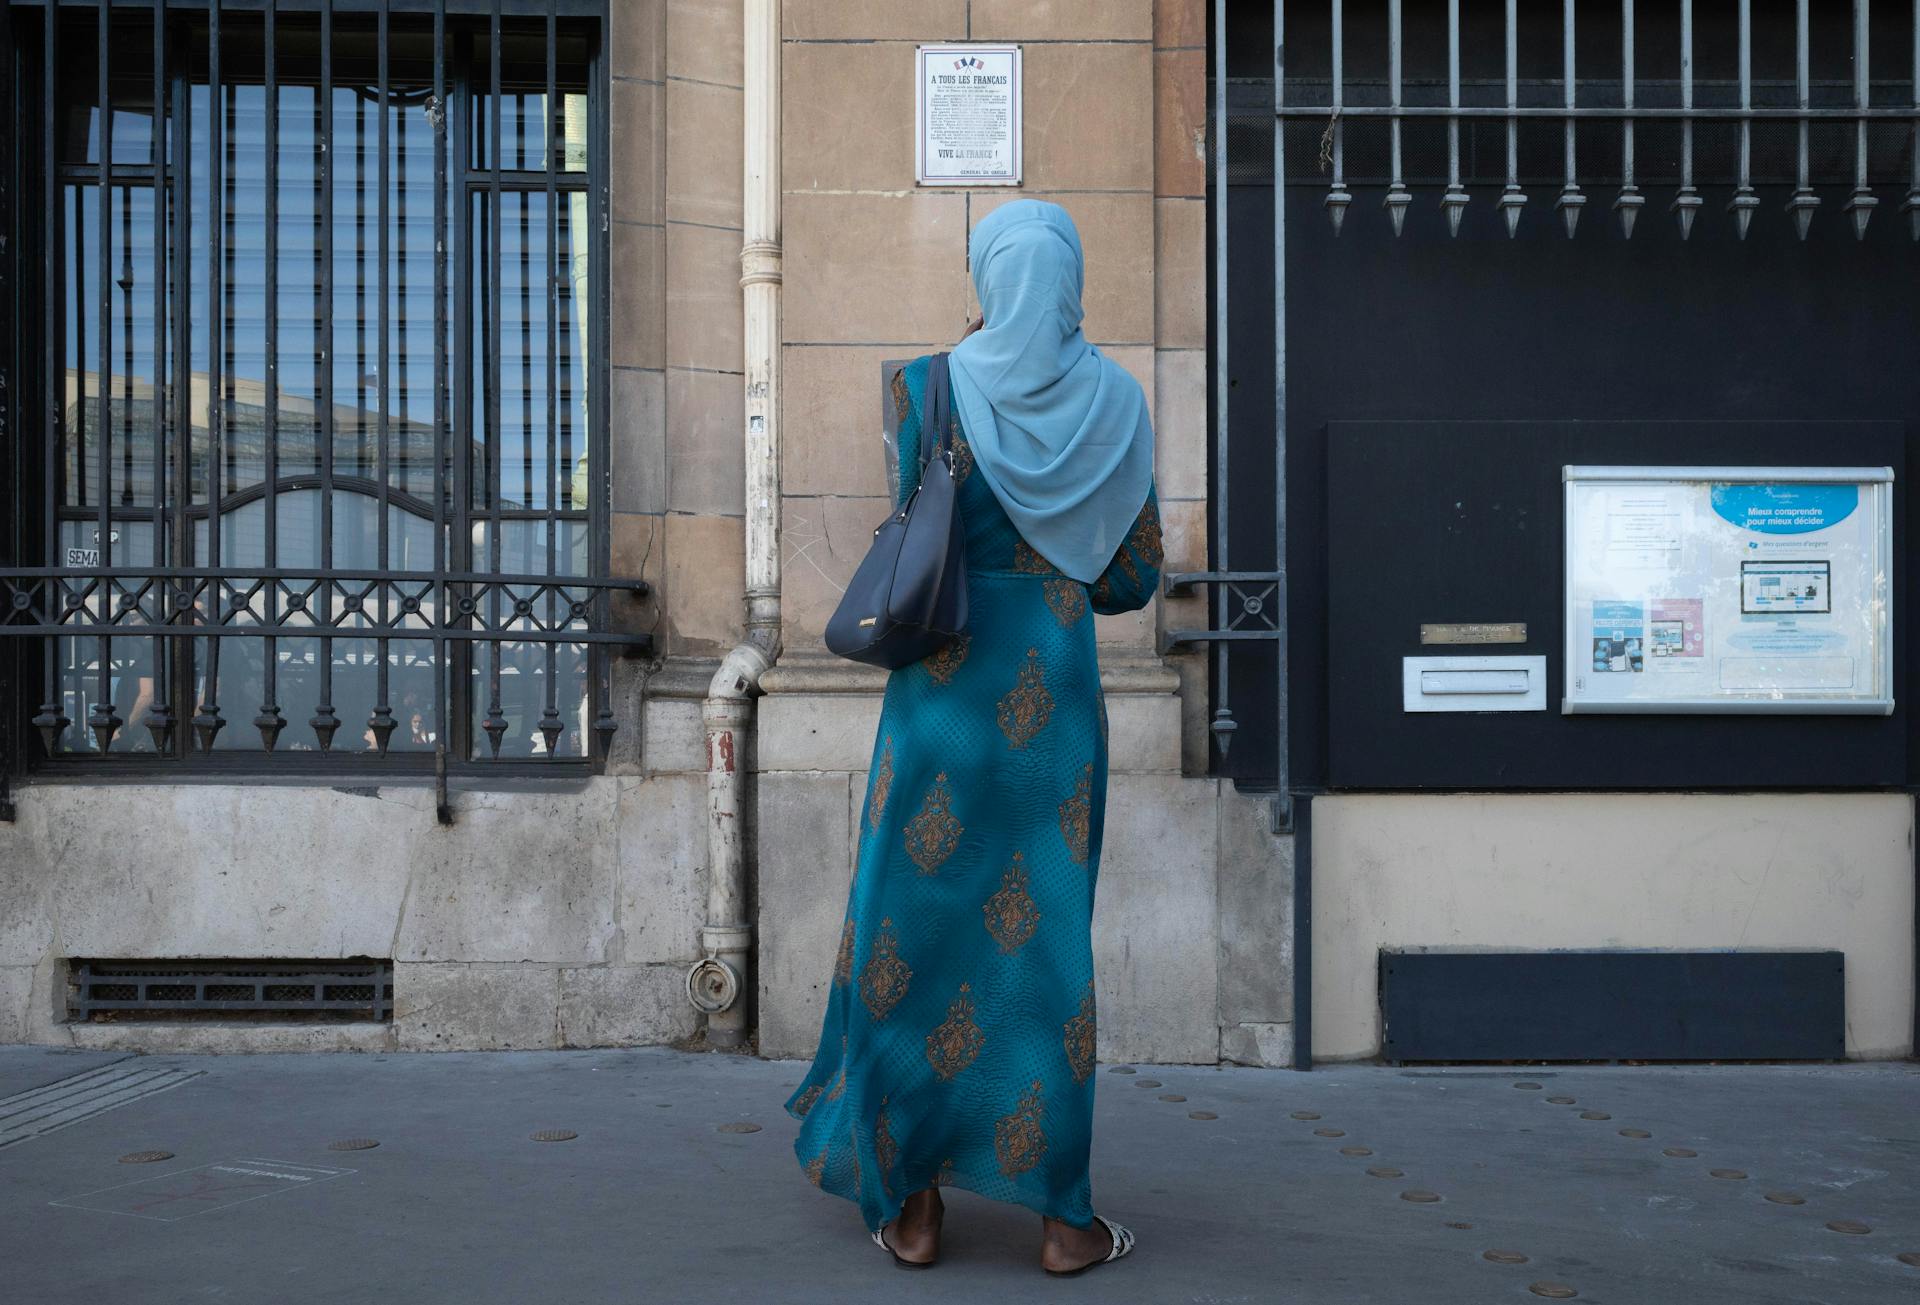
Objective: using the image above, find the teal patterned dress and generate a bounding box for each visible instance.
[783,354,1164,1232]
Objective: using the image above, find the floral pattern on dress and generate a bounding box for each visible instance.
[983,854,1041,954]
[994,1081,1049,1178]
[1043,576,1088,628]
[1058,764,1092,865]
[904,773,964,874]
[925,983,986,1081]
[868,737,894,830]
[1063,983,1098,1085]
[859,920,912,1020]
[996,649,1054,749]
[923,632,971,685]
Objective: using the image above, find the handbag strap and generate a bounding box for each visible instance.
[920,352,954,474]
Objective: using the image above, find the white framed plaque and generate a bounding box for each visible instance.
[1562,465,1894,715]
[915,44,1022,186]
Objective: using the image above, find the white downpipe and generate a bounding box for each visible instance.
[690,0,782,1047]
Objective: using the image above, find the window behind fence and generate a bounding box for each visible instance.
[0,0,645,782]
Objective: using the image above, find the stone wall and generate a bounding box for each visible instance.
[1313,793,1917,1061]
[610,0,749,658]
[0,1,1294,1065]
[754,0,1294,1067]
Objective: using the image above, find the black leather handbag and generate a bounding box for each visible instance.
[824,353,969,668]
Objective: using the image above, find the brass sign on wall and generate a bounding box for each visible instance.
[1419,622,1528,646]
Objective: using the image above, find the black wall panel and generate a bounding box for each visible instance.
[1325,420,1906,789]
[1379,950,1848,1062]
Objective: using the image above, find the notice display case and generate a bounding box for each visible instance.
[1563,466,1895,715]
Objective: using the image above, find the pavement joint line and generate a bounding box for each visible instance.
[0,1067,206,1150]
[0,1068,198,1128]
[0,1061,163,1121]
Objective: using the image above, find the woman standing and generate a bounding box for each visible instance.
[783,200,1162,1277]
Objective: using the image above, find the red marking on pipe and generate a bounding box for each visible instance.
[718,731,736,773]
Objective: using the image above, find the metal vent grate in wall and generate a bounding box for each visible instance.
[68,960,394,1023]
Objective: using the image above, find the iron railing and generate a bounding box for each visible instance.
[0,0,644,806]
[1290,0,1920,240]
[1174,1,1920,838]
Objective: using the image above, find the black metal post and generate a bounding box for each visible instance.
[371,0,395,755]
[1292,791,1312,1070]
[190,0,226,753]
[257,0,284,750]
[311,0,338,750]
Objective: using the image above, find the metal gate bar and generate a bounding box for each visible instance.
[1276,0,1920,241]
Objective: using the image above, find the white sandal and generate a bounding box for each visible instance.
[871,1222,936,1270]
[1045,1213,1136,1277]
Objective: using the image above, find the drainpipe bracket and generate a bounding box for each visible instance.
[700,923,753,956]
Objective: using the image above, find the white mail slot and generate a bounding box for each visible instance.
[1420,669,1530,695]
[1403,655,1547,713]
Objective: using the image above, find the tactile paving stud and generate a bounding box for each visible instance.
[118,1150,174,1164]
[1483,1250,1530,1265]
[1528,1281,1578,1299]
[1709,1168,1748,1180]
[1290,1110,1321,1120]
[717,1122,762,1134]
[1763,1192,1806,1206]
[1618,1128,1651,1139]
[1400,1190,1442,1204]
[1366,1166,1404,1179]
[1134,1080,1162,1089]
[1188,1111,1218,1121]
[1513,1082,1543,1090]
[327,1138,379,1151]
[1108,1066,1137,1075]
[1314,1128,1346,1137]
[1663,1147,1698,1158]
[1579,1111,1611,1120]
[1825,1219,1871,1235]
[1339,1146,1373,1157]
[1158,1094,1186,1102]
[1546,1096,1577,1105]
[531,1128,578,1142]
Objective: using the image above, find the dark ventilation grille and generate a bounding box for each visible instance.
[69,959,394,1022]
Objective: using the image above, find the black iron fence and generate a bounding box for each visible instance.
[0,0,647,804]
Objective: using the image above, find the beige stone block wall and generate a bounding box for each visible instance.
[1154,0,1210,766]
[754,2,1270,1070]
[1313,794,1917,1062]
[608,0,748,661]
[778,0,1209,671]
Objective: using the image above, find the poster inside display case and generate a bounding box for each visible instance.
[1563,466,1894,714]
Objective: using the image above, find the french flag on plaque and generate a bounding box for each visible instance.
[916,45,1023,187]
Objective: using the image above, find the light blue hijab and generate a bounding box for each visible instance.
[948,200,1155,584]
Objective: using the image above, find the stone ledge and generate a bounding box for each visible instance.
[757,652,1184,772]
[762,650,1179,695]
[59,1021,398,1054]
[642,655,724,700]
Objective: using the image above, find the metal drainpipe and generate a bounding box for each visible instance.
[687,0,782,1049]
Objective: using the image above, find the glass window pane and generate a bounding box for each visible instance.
[48,12,599,764]
[469,22,591,173]
[468,187,592,516]
[58,16,161,168]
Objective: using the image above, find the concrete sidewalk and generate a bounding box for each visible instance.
[0,1045,1915,1304]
